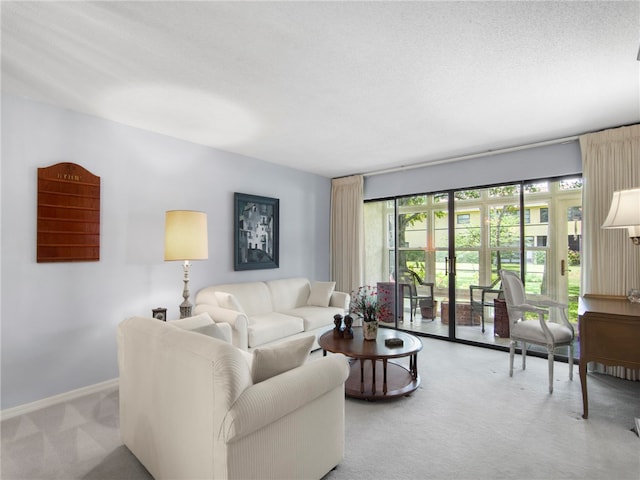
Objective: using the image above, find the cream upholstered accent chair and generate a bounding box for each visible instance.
[499,270,574,393]
[118,315,350,479]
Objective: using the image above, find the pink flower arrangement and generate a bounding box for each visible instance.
[349,285,391,322]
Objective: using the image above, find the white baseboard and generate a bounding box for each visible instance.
[1,378,119,420]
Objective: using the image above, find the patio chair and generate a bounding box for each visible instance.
[398,269,435,322]
[498,270,574,394]
[469,278,502,333]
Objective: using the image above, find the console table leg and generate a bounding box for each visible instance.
[359,359,365,394]
[580,362,588,419]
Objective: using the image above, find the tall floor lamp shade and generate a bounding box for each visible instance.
[164,210,208,318]
[602,188,640,245]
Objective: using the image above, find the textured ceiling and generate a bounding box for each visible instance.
[2,1,639,178]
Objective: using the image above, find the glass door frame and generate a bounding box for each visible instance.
[364,174,582,358]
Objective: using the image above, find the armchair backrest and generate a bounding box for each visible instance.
[398,269,421,294]
[397,269,412,287]
[499,270,527,321]
[118,316,254,479]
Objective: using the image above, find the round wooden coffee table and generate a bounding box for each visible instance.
[319,327,422,400]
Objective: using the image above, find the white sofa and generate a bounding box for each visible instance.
[194,277,350,351]
[117,314,350,480]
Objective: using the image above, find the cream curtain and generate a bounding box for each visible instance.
[580,124,640,381]
[580,124,640,295]
[330,175,363,295]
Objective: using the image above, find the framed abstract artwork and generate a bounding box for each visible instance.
[234,192,279,271]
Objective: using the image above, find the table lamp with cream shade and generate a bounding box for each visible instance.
[164,210,208,318]
[601,187,640,245]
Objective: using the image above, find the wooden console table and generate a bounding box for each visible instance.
[578,296,640,419]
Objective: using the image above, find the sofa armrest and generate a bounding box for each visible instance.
[169,313,233,344]
[194,305,249,351]
[220,354,349,443]
[330,291,350,310]
[211,322,233,344]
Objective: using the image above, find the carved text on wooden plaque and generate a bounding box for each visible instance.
[37,162,101,262]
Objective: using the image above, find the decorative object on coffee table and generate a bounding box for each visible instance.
[362,319,378,340]
[350,285,391,341]
[343,315,354,339]
[333,314,343,338]
[385,337,404,347]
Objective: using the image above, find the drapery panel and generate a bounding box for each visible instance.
[580,124,640,295]
[580,124,640,381]
[330,175,363,295]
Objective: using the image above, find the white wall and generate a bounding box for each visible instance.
[1,94,332,409]
[364,141,582,199]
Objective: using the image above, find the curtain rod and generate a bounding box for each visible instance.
[360,122,639,178]
[363,135,579,178]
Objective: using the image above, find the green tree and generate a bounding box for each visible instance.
[392,196,433,279]
[489,186,525,273]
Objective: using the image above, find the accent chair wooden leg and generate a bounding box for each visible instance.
[568,343,574,381]
[522,342,527,370]
[509,340,515,377]
[548,349,555,394]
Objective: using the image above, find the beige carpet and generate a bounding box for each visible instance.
[2,335,639,480]
[322,338,639,480]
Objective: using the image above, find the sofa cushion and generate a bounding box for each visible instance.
[248,313,304,348]
[251,335,314,383]
[214,282,273,317]
[266,277,310,311]
[307,281,336,307]
[284,306,345,331]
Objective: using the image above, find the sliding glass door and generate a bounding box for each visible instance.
[363,176,581,357]
[451,186,522,342]
[363,194,445,331]
[521,179,582,349]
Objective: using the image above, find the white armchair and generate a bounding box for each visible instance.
[499,270,574,393]
[117,315,350,479]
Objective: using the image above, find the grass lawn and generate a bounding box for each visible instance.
[428,262,581,324]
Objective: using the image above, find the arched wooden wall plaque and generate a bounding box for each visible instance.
[37,162,101,262]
